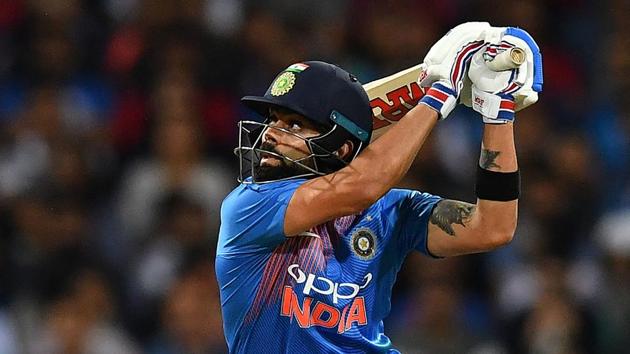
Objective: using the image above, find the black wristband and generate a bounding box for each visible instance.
[475,166,520,201]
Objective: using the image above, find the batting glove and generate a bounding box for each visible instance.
[418,22,491,119]
[463,27,544,124]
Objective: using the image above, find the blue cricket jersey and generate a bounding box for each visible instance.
[215,179,441,353]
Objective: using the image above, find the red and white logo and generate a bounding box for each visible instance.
[280,264,371,333]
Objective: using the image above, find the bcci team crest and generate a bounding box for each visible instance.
[351,228,376,260]
[271,72,296,96]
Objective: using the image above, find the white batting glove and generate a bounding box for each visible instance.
[463,27,544,124]
[418,22,491,119]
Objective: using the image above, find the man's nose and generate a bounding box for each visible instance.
[262,127,277,144]
[262,120,287,143]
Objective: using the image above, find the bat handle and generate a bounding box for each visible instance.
[486,47,526,71]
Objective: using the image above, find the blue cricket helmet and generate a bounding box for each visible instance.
[241,61,373,153]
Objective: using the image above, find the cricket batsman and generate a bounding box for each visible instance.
[216,22,543,353]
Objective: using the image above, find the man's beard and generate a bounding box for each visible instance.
[254,142,314,182]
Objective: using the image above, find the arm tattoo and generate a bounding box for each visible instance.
[480,149,501,170]
[430,200,476,237]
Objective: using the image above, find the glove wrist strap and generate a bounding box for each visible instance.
[419,82,457,120]
[472,86,515,123]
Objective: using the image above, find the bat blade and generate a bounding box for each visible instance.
[363,65,425,142]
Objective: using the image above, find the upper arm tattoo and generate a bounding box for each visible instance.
[480,149,501,170]
[429,200,476,237]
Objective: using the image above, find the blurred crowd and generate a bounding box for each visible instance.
[0,0,628,353]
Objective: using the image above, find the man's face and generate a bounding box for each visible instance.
[255,108,323,181]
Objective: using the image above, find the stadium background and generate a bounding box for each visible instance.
[0,0,628,353]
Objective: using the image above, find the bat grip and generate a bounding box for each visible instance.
[486,47,526,71]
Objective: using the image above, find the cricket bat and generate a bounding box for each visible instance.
[364,47,526,142]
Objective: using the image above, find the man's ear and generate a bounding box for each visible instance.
[335,140,355,161]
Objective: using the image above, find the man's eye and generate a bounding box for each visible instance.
[290,121,302,130]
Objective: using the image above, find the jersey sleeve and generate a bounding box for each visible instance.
[217,180,304,255]
[390,189,442,257]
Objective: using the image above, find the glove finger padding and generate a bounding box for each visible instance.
[421,22,491,67]
[468,43,525,94]
[465,27,543,122]
[418,22,491,91]
[505,27,543,93]
[418,22,492,119]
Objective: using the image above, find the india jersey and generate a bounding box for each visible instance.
[215,178,441,353]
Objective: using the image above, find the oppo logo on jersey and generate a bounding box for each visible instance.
[287,264,372,304]
[280,264,371,333]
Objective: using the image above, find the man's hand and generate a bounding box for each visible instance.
[417,22,491,119]
[462,27,544,124]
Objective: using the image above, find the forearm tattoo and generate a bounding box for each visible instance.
[429,200,476,237]
[480,149,501,170]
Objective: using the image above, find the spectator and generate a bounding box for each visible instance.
[125,192,216,339]
[31,269,139,354]
[117,116,232,241]
[147,260,227,354]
